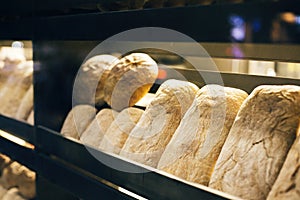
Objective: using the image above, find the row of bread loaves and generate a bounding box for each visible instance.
[0,47,34,122]
[61,51,300,200]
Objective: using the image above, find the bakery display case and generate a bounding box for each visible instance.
[1,0,300,199]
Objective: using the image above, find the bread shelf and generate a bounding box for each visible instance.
[34,66,300,199]
[36,126,232,200]
[1,1,300,199]
[36,152,134,200]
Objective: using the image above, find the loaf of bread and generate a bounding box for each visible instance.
[0,154,11,172]
[158,85,248,186]
[61,105,97,140]
[209,85,300,200]
[99,107,144,154]
[16,166,35,199]
[0,185,7,199]
[0,61,33,118]
[119,79,199,167]
[104,53,158,111]
[267,133,300,200]
[2,188,25,200]
[0,155,35,199]
[0,161,22,188]
[80,108,119,149]
[15,84,33,121]
[73,55,118,106]
[0,47,25,92]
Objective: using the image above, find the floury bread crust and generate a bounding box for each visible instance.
[80,108,119,149]
[104,53,158,111]
[0,61,33,118]
[209,85,300,200]
[61,105,97,140]
[157,85,248,186]
[99,107,144,154]
[2,188,25,200]
[267,134,300,200]
[15,84,33,121]
[119,79,199,168]
[27,110,34,125]
[73,55,118,106]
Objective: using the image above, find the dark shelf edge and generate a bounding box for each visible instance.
[36,126,233,200]
[0,114,34,144]
[0,136,36,171]
[37,153,135,200]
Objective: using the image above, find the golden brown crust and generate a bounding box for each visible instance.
[61,105,97,140]
[99,107,144,154]
[74,55,118,106]
[15,84,33,121]
[119,79,199,167]
[0,61,33,118]
[80,108,119,149]
[158,85,248,186]
[2,188,25,200]
[267,134,300,200]
[209,85,300,200]
[103,53,158,111]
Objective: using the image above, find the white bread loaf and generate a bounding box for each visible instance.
[16,166,35,199]
[0,185,7,199]
[61,105,97,140]
[15,84,33,121]
[73,55,118,106]
[0,154,11,172]
[119,79,199,167]
[158,85,248,186]
[0,61,33,118]
[2,188,25,200]
[99,107,144,154]
[80,108,119,149]
[209,85,300,200]
[104,53,158,111]
[267,133,300,200]
[0,161,22,189]
[0,47,25,92]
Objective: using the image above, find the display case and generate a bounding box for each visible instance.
[1,0,300,199]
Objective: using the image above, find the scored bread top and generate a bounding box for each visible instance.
[209,85,300,200]
[158,84,248,186]
[267,127,300,200]
[73,55,118,106]
[119,79,199,168]
[103,53,158,111]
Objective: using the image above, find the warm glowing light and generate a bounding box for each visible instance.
[0,130,34,149]
[135,93,155,107]
[281,12,296,24]
[118,187,147,200]
[157,69,167,79]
